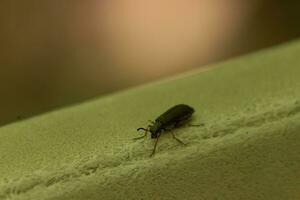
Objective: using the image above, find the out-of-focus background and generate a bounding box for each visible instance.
[1,0,300,126]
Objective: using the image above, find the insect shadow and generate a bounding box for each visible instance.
[133,104,203,157]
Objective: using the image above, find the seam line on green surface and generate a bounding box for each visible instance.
[0,100,299,200]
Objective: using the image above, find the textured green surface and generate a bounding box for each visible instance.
[1,40,300,199]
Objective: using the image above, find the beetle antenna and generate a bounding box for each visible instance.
[137,127,148,132]
[134,127,150,141]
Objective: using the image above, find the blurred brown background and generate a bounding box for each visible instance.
[1,0,300,126]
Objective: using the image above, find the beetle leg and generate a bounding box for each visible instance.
[171,132,186,145]
[150,132,161,157]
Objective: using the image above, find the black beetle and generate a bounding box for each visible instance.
[134,104,200,157]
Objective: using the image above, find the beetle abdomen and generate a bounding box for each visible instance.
[155,104,194,126]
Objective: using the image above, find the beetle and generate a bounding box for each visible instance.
[134,104,199,157]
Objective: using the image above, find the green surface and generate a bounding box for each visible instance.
[1,40,300,199]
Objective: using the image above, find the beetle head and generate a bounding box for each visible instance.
[149,122,161,138]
